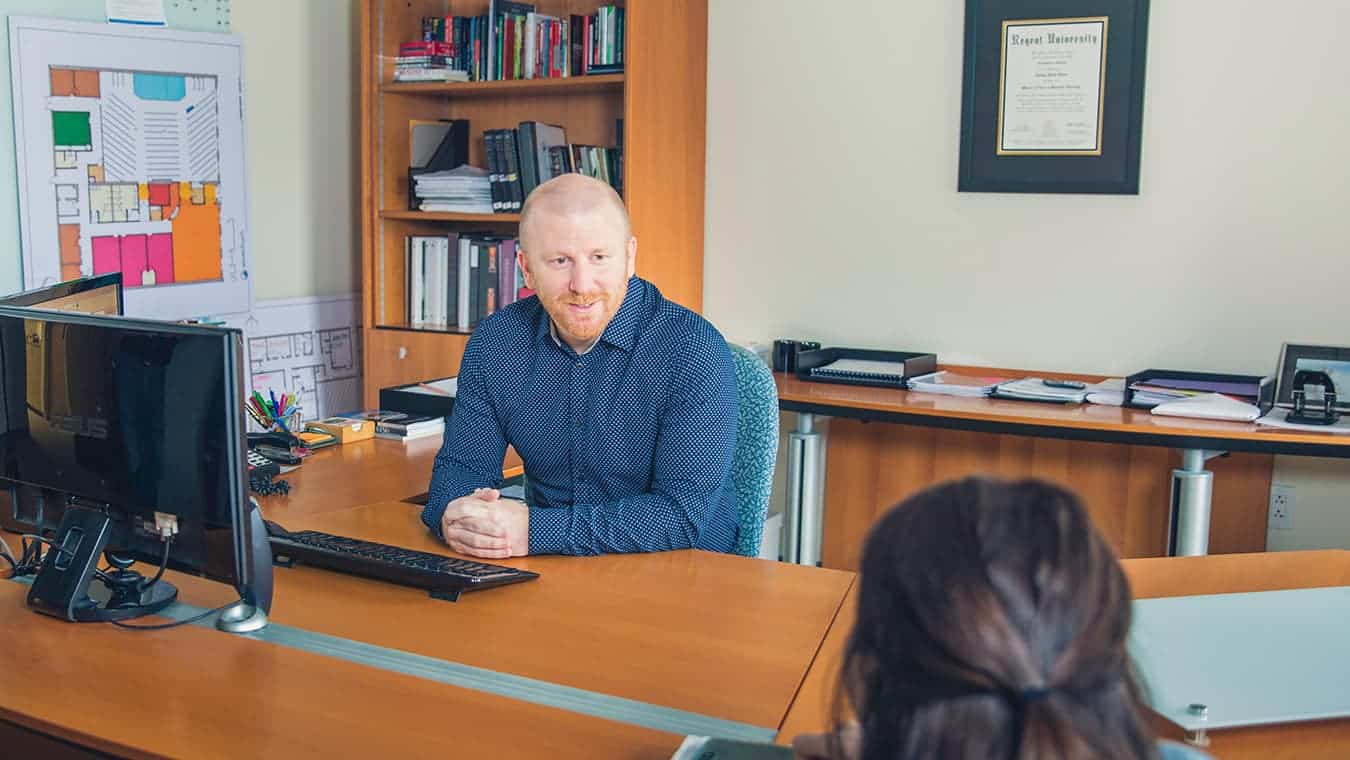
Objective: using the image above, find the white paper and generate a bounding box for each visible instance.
[218,294,363,425]
[1151,393,1262,422]
[106,0,166,26]
[998,18,1108,154]
[1256,408,1350,435]
[9,18,251,320]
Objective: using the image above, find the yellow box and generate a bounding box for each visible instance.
[305,416,375,443]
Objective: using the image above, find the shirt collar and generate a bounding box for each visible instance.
[535,276,646,356]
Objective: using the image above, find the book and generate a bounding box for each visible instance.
[373,413,445,433]
[375,425,446,442]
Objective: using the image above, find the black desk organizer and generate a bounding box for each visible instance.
[380,378,456,418]
[1124,369,1275,412]
[795,347,938,390]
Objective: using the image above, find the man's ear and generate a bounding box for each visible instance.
[517,248,535,289]
[625,236,637,279]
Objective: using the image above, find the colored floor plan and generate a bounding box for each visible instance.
[47,67,223,287]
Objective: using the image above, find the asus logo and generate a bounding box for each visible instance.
[52,415,109,439]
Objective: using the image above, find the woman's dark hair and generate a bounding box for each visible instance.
[835,477,1156,759]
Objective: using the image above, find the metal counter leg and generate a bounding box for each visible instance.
[1170,449,1226,556]
[784,413,825,566]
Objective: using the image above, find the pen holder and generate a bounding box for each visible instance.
[265,410,303,435]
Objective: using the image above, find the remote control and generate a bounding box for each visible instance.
[1042,378,1087,390]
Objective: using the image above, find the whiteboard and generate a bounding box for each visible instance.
[8,15,250,320]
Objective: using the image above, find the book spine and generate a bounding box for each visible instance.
[457,236,472,330]
[485,129,505,213]
[444,234,458,326]
[467,237,481,326]
[503,128,524,212]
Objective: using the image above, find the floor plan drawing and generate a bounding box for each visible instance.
[223,294,364,425]
[10,17,251,320]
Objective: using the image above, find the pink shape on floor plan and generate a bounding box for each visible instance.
[91,236,119,275]
[147,232,175,284]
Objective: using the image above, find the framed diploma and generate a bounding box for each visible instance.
[958,0,1150,194]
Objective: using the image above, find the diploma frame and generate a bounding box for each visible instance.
[958,0,1151,194]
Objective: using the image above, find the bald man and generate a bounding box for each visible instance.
[422,175,740,557]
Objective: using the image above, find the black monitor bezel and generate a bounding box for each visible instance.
[0,304,255,590]
[0,272,124,314]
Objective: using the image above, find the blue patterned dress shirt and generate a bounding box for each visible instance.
[423,276,740,555]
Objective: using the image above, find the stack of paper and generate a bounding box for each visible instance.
[1151,393,1262,422]
[1086,378,1127,406]
[414,165,493,213]
[994,378,1090,403]
[908,371,1010,398]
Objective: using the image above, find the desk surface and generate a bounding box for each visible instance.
[256,436,524,518]
[0,582,683,760]
[776,372,1350,457]
[2,498,854,757]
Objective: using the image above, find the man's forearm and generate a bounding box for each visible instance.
[527,492,719,556]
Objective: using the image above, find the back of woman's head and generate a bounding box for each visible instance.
[839,477,1156,760]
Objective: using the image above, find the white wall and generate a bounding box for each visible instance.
[232,0,358,300]
[704,0,1350,550]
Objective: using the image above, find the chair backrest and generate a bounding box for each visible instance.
[726,343,779,557]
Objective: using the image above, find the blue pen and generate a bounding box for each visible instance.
[268,389,291,433]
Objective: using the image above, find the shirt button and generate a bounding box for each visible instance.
[575,418,584,428]
[575,361,583,368]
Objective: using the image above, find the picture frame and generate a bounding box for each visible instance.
[957,0,1151,194]
[1275,343,1350,412]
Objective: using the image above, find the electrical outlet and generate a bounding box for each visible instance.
[1269,484,1295,531]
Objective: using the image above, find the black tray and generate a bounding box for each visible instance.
[1124,368,1275,412]
[795,347,938,390]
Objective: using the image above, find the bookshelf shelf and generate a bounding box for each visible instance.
[373,322,475,336]
[360,0,708,407]
[381,210,520,223]
[381,73,624,97]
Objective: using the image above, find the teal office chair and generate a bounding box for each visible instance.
[727,343,780,557]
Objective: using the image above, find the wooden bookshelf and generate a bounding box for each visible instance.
[380,73,625,96]
[359,0,708,406]
[380,210,521,223]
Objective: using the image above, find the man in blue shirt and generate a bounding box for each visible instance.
[422,174,740,557]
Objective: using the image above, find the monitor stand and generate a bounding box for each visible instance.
[26,506,178,623]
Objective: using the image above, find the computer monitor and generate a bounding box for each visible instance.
[0,305,271,629]
[0,272,124,315]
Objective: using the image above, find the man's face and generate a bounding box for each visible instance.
[519,208,636,351]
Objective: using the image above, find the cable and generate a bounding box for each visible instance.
[0,533,15,576]
[138,536,173,591]
[109,598,240,631]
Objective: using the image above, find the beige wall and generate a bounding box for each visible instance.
[232,0,359,301]
[704,0,1350,549]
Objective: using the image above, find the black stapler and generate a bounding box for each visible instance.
[1287,370,1340,425]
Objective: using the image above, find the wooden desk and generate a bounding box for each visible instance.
[1,501,854,756]
[256,437,523,519]
[0,582,684,760]
[776,371,1350,568]
[776,550,1350,758]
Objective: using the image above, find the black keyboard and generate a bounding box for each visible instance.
[265,523,538,601]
